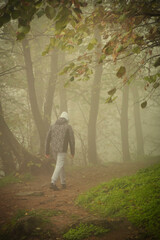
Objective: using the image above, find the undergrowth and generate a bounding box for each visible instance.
[0,172,33,188]
[0,208,62,240]
[10,208,64,225]
[76,163,160,239]
[63,223,110,240]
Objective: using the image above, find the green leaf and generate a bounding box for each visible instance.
[36,9,45,18]
[87,43,94,51]
[59,66,70,75]
[70,76,74,82]
[16,32,25,40]
[0,13,11,25]
[73,8,82,16]
[45,6,56,19]
[134,36,144,46]
[98,54,106,63]
[77,39,83,45]
[18,25,30,34]
[108,87,116,96]
[87,38,97,51]
[119,14,126,22]
[132,46,141,54]
[59,63,75,75]
[104,46,113,55]
[55,19,67,31]
[144,75,157,83]
[153,82,160,89]
[105,96,117,103]
[154,57,160,67]
[117,44,124,53]
[141,101,147,109]
[105,96,112,103]
[11,10,21,20]
[116,66,126,78]
[50,37,57,47]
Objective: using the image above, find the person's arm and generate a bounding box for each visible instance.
[68,125,75,157]
[45,129,51,157]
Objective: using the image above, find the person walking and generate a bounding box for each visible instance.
[45,112,75,191]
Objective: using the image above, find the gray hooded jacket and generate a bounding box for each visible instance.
[45,118,75,156]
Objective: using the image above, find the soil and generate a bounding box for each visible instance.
[0,158,159,240]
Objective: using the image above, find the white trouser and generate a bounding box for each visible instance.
[51,153,66,185]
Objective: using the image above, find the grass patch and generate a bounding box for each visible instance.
[63,223,110,240]
[76,163,160,239]
[10,208,63,224]
[0,208,62,240]
[0,173,33,188]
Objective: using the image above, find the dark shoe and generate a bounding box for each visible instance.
[50,183,59,191]
[61,184,66,189]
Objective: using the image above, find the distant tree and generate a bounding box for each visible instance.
[120,84,130,162]
[43,48,59,129]
[22,38,46,153]
[58,51,68,114]
[132,83,144,158]
[22,38,59,153]
[88,27,103,164]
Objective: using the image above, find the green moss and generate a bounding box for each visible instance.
[63,223,110,240]
[76,163,160,239]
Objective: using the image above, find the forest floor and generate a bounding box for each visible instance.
[0,158,159,240]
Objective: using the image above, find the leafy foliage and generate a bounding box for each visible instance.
[0,0,85,39]
[76,163,160,239]
[63,223,109,240]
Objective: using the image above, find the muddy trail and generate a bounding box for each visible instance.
[0,159,159,240]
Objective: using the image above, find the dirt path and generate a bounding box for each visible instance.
[0,159,159,240]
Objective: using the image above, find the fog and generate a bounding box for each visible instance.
[0,13,160,175]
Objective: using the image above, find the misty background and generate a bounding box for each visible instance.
[0,2,160,175]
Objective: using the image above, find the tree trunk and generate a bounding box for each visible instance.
[0,101,37,174]
[132,83,144,158]
[88,28,103,164]
[120,84,131,162]
[22,38,46,153]
[59,52,68,113]
[44,49,59,130]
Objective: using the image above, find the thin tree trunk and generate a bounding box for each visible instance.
[59,52,68,113]
[88,28,103,164]
[44,49,59,129]
[22,38,46,153]
[120,84,131,162]
[132,84,144,158]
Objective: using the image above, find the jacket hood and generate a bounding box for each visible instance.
[59,111,69,121]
